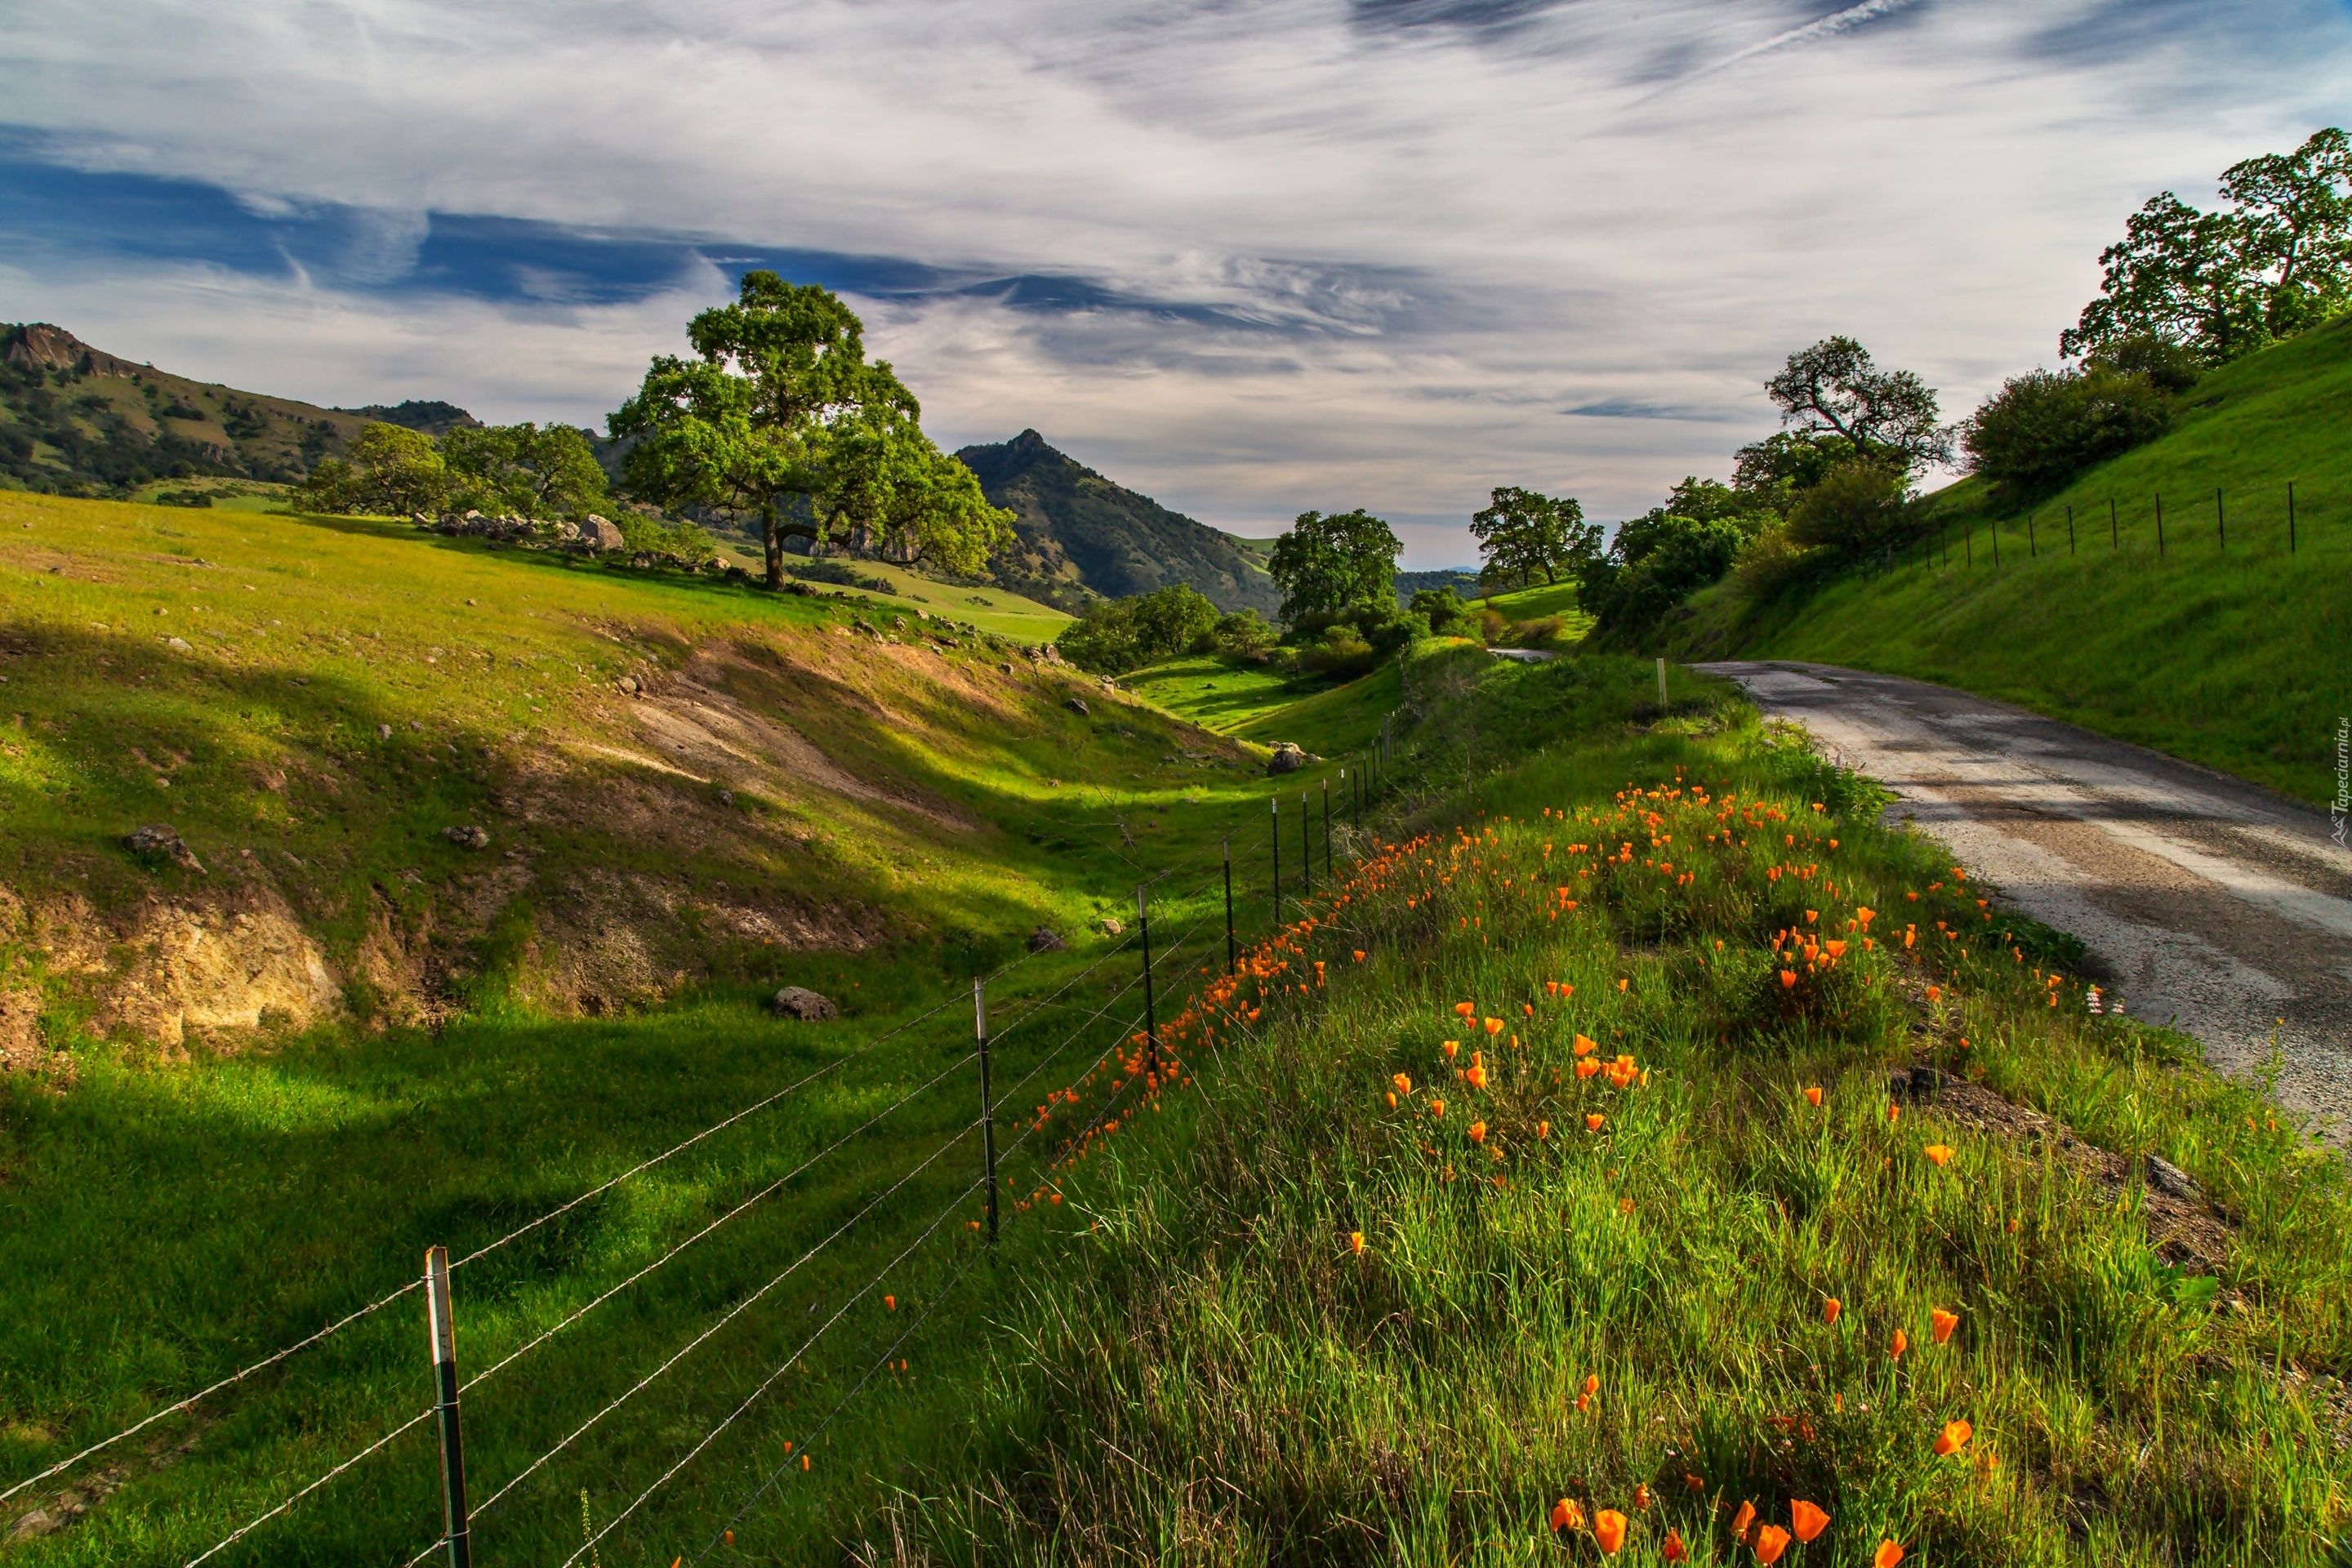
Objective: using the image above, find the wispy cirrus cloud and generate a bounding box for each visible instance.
[0,1,2345,562]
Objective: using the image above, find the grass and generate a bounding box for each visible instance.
[859,652,2352,1565]
[1120,654,1344,735]
[1658,314,2352,805]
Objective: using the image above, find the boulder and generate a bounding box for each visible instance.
[579,514,626,551]
[1027,925,1067,954]
[2145,1152,2203,1202]
[442,825,491,850]
[1267,742,1308,776]
[1065,697,1090,717]
[1098,916,1125,937]
[628,551,655,570]
[771,986,839,1021]
[617,675,641,694]
[123,823,204,873]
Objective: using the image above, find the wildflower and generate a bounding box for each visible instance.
[1385,1092,1397,1108]
[1577,1060,1601,1080]
[1350,1231,1365,1255]
[1574,1034,1597,1057]
[1931,1308,1959,1344]
[1523,1003,1535,1018]
[1685,1474,1704,1491]
[1730,1501,1756,1538]
[1791,1501,1829,1544]
[1353,950,1365,962]
[1753,1525,1792,1565]
[1824,940,1846,959]
[1806,910,1818,924]
[1804,1086,1823,1107]
[1455,1001,1476,1018]
[884,1295,896,1311]
[1468,1120,1487,1144]
[1618,978,1628,991]
[1924,1144,1953,1166]
[1663,1528,1690,1561]
[1875,1545,1905,1568]
[1633,1484,1650,1512]
[1586,1113,1606,1132]
[1780,970,1797,989]
[1618,1196,1635,1214]
[1891,1328,1909,1359]
[1584,1374,1599,1396]
[1551,1499,1586,1531]
[1465,1061,1488,1089]
[1886,1104,1902,1124]
[1934,1418,1972,1456]
[1485,1017,1504,1036]
[1925,986,1941,1001]
[1594,1510,1627,1555]
[1430,1098,1445,1118]
[1443,1040,1460,1058]
[1822,1297,1841,1325]
[1393,1072,1413,1095]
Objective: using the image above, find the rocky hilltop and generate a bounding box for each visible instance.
[956,430,1281,617]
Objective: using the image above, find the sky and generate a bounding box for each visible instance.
[2,0,2347,566]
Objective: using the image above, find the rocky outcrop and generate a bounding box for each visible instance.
[1266,742,1319,776]
[771,986,839,1021]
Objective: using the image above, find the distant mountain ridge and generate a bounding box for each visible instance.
[955,430,1281,617]
[0,323,474,497]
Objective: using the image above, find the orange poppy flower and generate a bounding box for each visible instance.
[1730,1501,1756,1538]
[1455,1001,1477,1018]
[884,1295,897,1311]
[1574,1034,1597,1057]
[1353,950,1366,962]
[1468,1120,1487,1143]
[1925,986,1941,1001]
[1931,1308,1959,1343]
[1874,1544,1905,1568]
[1685,1473,1704,1491]
[1891,1328,1909,1359]
[1485,1017,1504,1036]
[1934,1418,1972,1456]
[1824,941,1846,959]
[1886,1104,1902,1124]
[1754,1525,1792,1565]
[1465,1062,1489,1089]
[1780,971,1797,989]
[1538,1120,1551,1138]
[1804,1086,1823,1107]
[1577,1060,1601,1080]
[1551,1498,1586,1531]
[1791,1501,1829,1544]
[1393,1072,1413,1095]
[1594,1510,1627,1555]
[1443,1040,1460,1058]
[1350,1231,1365,1255]
[1923,1144,1953,1166]
[1586,1113,1606,1132]
[1523,1004,1535,1018]
[1822,1297,1841,1325]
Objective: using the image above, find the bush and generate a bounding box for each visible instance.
[1784,460,1912,559]
[1410,587,1465,630]
[1295,626,1377,679]
[1055,585,1221,675]
[2087,336,2203,395]
[1961,368,2172,505]
[613,510,719,563]
[1729,522,1842,602]
[1209,609,1276,656]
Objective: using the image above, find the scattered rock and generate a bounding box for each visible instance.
[578,515,627,551]
[123,823,203,873]
[1098,916,1125,937]
[376,724,394,740]
[718,788,736,807]
[2145,1152,2203,1203]
[1027,926,1067,954]
[441,825,491,850]
[1267,742,1308,776]
[1889,1066,1958,1101]
[163,636,194,653]
[1065,697,1090,717]
[617,675,641,695]
[771,986,839,1021]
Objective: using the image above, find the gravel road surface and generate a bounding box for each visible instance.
[1697,661,2352,1136]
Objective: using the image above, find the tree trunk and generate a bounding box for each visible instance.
[762,500,784,590]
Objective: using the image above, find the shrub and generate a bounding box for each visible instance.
[1409,587,1465,630]
[612,510,719,563]
[1961,368,2172,505]
[1295,626,1376,679]
[1055,585,1221,675]
[1784,460,1912,559]
[1730,522,1843,602]
[1209,608,1276,656]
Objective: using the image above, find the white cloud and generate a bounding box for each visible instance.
[2,0,2347,565]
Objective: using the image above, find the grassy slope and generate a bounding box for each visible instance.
[1662,315,2352,804]
[0,492,1341,1561]
[884,649,2352,1565]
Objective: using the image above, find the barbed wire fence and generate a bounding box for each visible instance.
[7,711,1417,1566]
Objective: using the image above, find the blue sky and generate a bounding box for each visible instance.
[2,1,2346,564]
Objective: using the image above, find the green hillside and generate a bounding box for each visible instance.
[1661,314,2352,804]
[0,323,470,497]
[955,430,1281,617]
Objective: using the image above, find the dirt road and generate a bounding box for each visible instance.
[1696,661,2352,1135]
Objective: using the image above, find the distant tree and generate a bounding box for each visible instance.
[1211,608,1277,656]
[439,422,609,518]
[1960,368,2172,505]
[1409,586,1466,631]
[2084,335,2203,394]
[610,270,1012,590]
[2062,129,2352,367]
[1765,337,1953,473]
[1265,508,1402,624]
[296,422,448,515]
[1730,430,1856,506]
[1784,460,1913,559]
[1468,486,1589,587]
[1054,585,1221,675]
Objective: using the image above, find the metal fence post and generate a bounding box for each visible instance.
[424,1247,472,1568]
[2067,505,2075,555]
[1321,776,1331,879]
[1964,521,1971,568]
[2288,482,2296,553]
[1136,885,1158,1082]
[1222,837,1235,976]
[974,978,997,1245]
[1298,791,1311,899]
[2156,492,2165,556]
[1656,657,1668,710]
[2028,514,2036,558]
[2109,497,2118,550]
[1270,795,1281,928]
[2216,488,2225,551]
[1993,519,2000,567]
